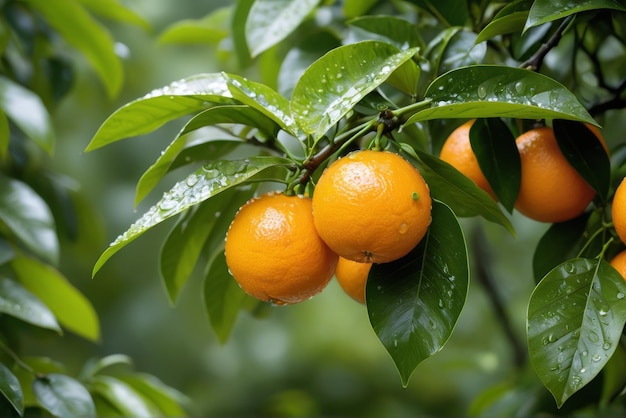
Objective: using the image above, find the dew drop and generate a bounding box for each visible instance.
[399,223,408,234]
[514,81,524,94]
[592,353,601,361]
[186,174,199,187]
[393,339,398,347]
[617,292,625,299]
[158,198,178,212]
[587,331,600,343]
[580,367,586,373]
[603,342,612,350]
[438,299,444,308]
[477,85,487,99]
[582,350,588,356]
[564,262,577,274]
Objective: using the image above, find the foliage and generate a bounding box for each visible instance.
[0,0,186,416]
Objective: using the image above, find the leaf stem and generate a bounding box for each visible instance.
[393,99,433,123]
[0,338,37,376]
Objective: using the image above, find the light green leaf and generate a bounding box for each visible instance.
[85,73,235,151]
[33,374,96,418]
[88,376,157,417]
[343,0,378,18]
[158,7,230,44]
[404,65,597,126]
[77,0,151,30]
[475,0,532,43]
[0,174,58,265]
[0,76,54,154]
[0,110,8,159]
[92,156,292,276]
[245,0,320,57]
[0,363,23,415]
[526,0,626,31]
[367,200,469,386]
[120,374,189,417]
[25,0,123,98]
[79,354,133,380]
[0,277,60,332]
[12,256,100,342]
[291,41,418,140]
[527,258,626,407]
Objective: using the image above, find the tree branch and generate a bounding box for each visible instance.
[520,15,575,72]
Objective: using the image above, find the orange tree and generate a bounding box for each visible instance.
[87,0,626,414]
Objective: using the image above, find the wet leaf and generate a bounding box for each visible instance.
[0,363,23,416]
[439,30,486,75]
[424,27,462,78]
[475,0,532,43]
[291,41,418,140]
[85,73,235,151]
[88,375,158,417]
[33,374,95,418]
[409,0,469,26]
[0,277,60,332]
[527,258,626,407]
[0,76,54,154]
[12,256,100,342]
[0,174,58,265]
[525,0,626,31]
[0,111,7,159]
[404,66,597,126]
[367,200,469,386]
[245,0,320,57]
[347,15,424,50]
[158,8,229,44]
[92,156,292,276]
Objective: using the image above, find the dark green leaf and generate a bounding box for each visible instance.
[0,238,14,266]
[92,156,292,276]
[0,363,23,416]
[347,15,424,50]
[410,149,515,234]
[0,110,9,159]
[527,258,626,407]
[408,0,469,26]
[469,118,520,212]
[0,277,60,332]
[12,256,100,341]
[33,374,95,418]
[367,200,469,386]
[532,213,591,281]
[88,375,158,417]
[232,0,254,68]
[475,0,532,43]
[25,0,123,98]
[526,0,626,31]
[404,66,598,126]
[79,354,133,380]
[158,8,229,44]
[0,174,58,264]
[439,30,486,75]
[119,374,188,417]
[85,73,235,151]
[180,104,279,139]
[553,120,611,203]
[0,76,54,154]
[291,41,418,140]
[424,27,462,78]
[77,0,151,30]
[343,0,378,18]
[245,0,320,57]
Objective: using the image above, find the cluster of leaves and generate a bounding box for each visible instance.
[87,0,626,414]
[0,0,186,416]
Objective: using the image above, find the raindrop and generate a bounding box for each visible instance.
[186,174,199,187]
[438,299,444,308]
[618,292,625,299]
[336,73,343,79]
[399,223,408,234]
[587,331,600,343]
[393,339,398,347]
[158,198,178,212]
[582,350,588,357]
[564,262,577,274]
[514,81,524,94]
[580,367,586,373]
[603,342,612,350]
[477,85,487,99]
[591,353,601,361]
[598,308,608,316]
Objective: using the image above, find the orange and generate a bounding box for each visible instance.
[335,257,372,304]
[612,178,626,245]
[224,192,338,305]
[514,126,606,223]
[609,249,626,280]
[312,150,432,263]
[439,120,496,199]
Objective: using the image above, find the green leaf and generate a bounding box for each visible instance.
[0,174,58,265]
[85,73,235,151]
[33,374,96,418]
[409,0,469,27]
[439,30,486,75]
[0,76,54,154]
[525,0,626,31]
[424,27,462,78]
[79,354,133,380]
[553,120,611,203]
[469,118,520,212]
[367,200,468,386]
[0,277,60,332]
[532,213,591,281]
[527,258,626,407]
[347,15,424,50]
[92,156,292,276]
[12,256,100,342]
[158,8,229,44]
[88,375,158,417]
[291,41,418,140]
[343,0,378,18]
[77,0,151,30]
[600,343,626,407]
[25,0,123,98]
[410,149,515,234]
[0,110,9,159]
[232,0,254,67]
[404,65,598,126]
[0,363,23,416]
[245,0,320,57]
[475,0,532,43]
[119,374,188,417]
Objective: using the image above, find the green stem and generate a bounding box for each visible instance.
[393,99,433,122]
[0,338,36,375]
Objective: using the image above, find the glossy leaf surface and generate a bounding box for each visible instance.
[120,373,188,417]
[475,0,532,43]
[404,66,597,126]
[291,41,418,139]
[0,278,60,332]
[526,0,626,30]
[78,0,151,29]
[33,374,96,418]
[89,375,158,417]
[158,8,229,44]
[527,258,626,407]
[93,156,292,276]
[367,200,469,386]
[0,363,23,415]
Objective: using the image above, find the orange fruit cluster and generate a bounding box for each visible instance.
[611,178,626,281]
[225,150,432,305]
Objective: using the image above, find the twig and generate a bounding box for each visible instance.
[520,15,575,72]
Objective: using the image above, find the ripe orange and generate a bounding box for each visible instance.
[609,249,626,280]
[335,257,372,304]
[612,178,626,245]
[514,126,605,223]
[439,120,496,199]
[224,192,338,305]
[312,150,432,263]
